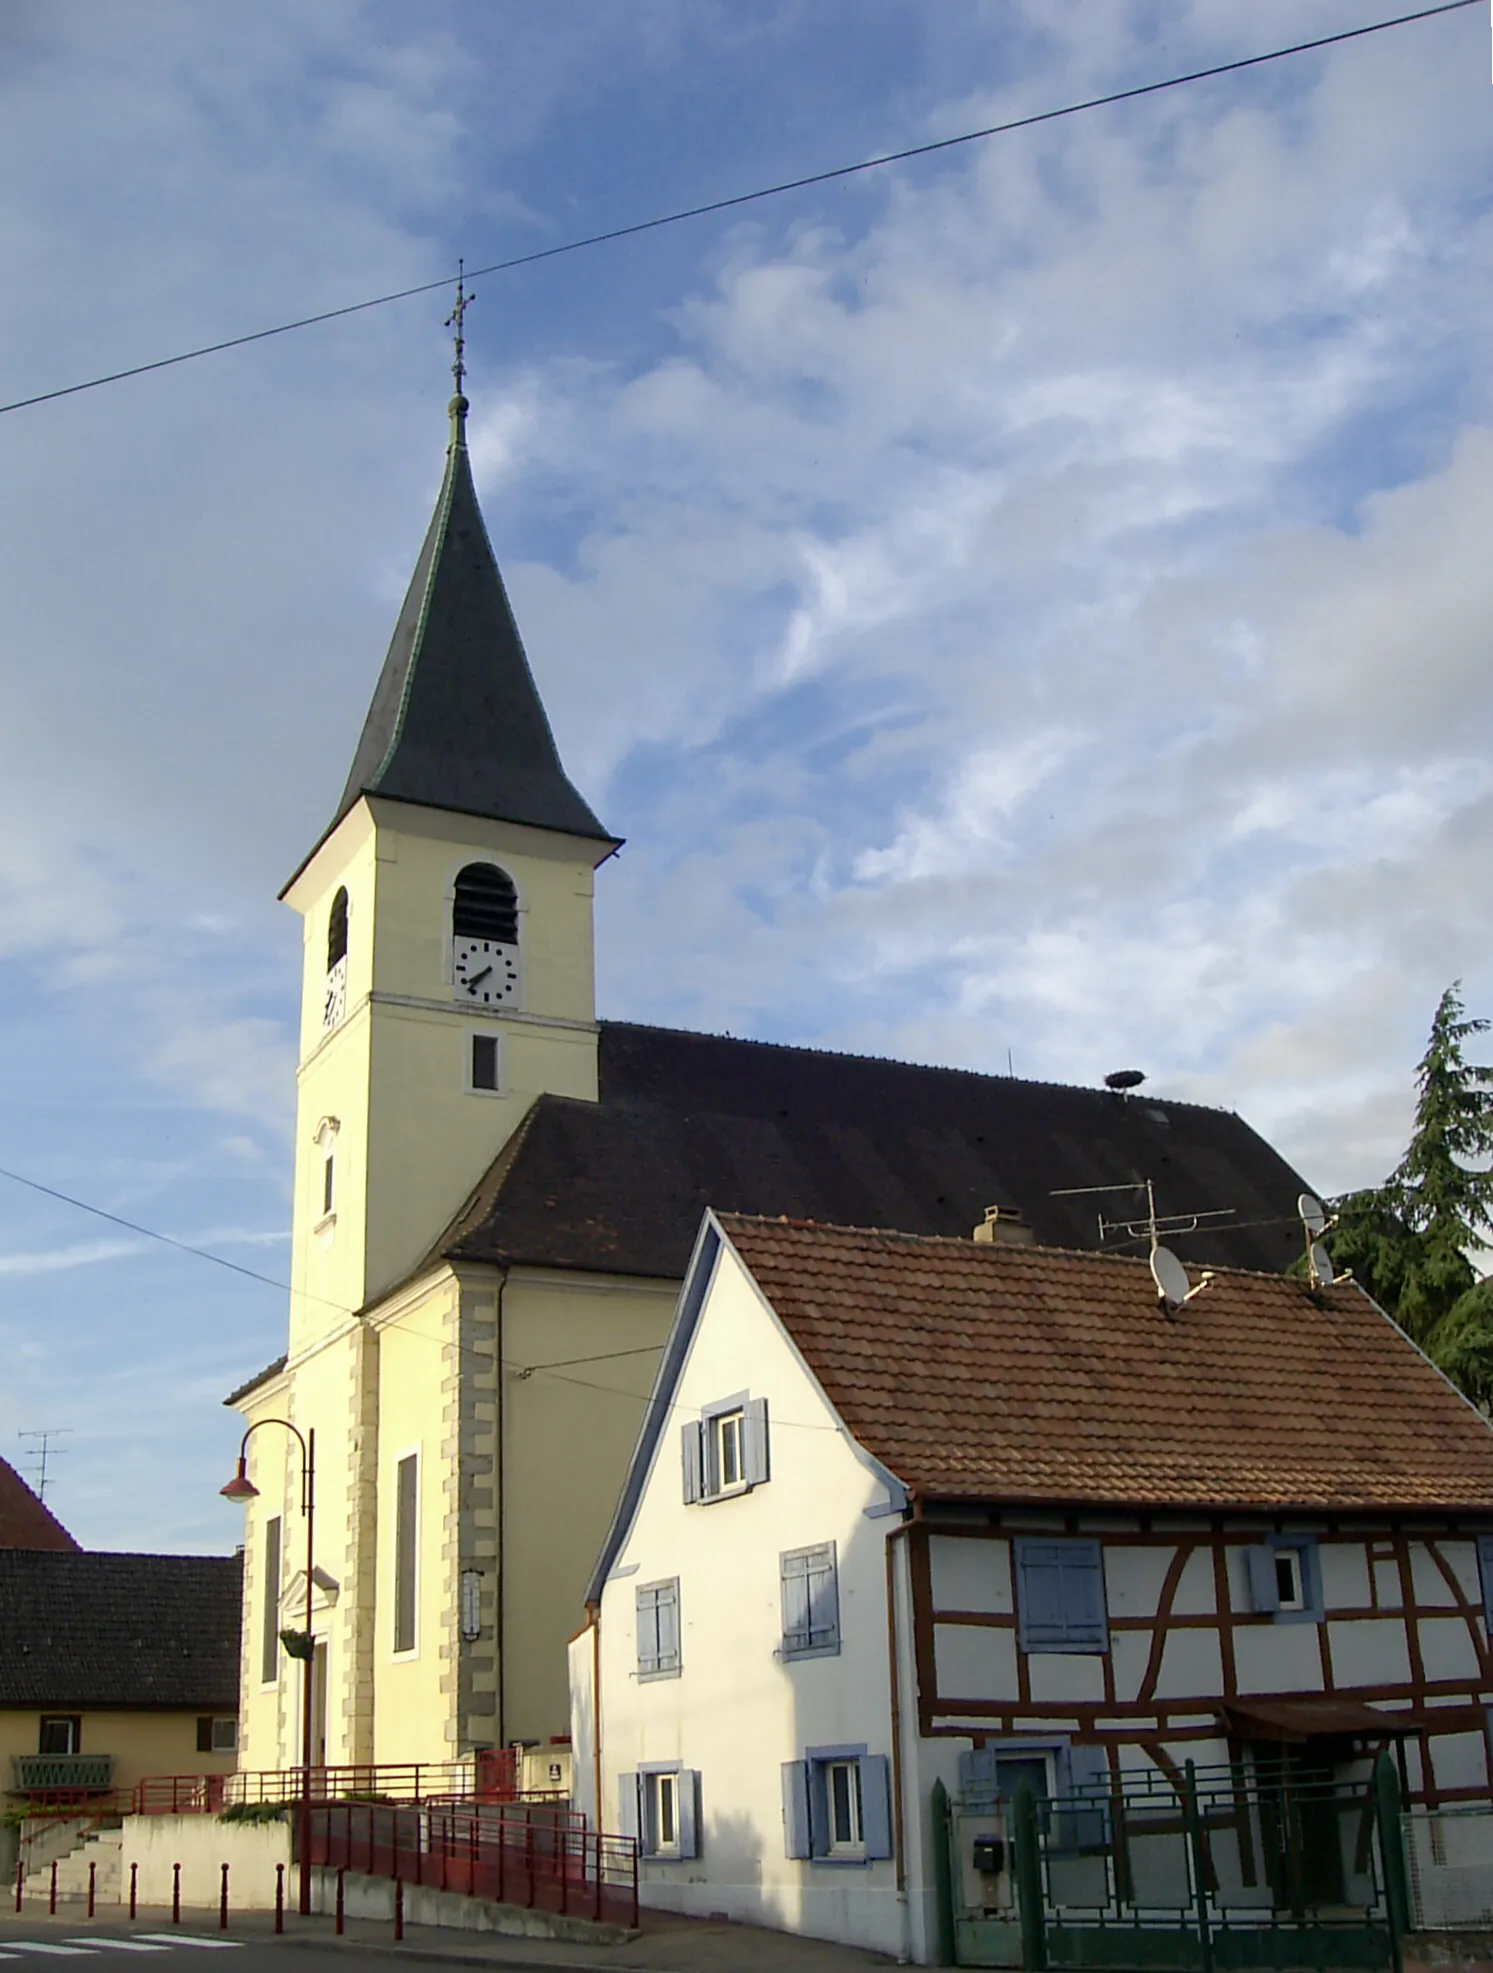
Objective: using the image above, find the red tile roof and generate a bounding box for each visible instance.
[717,1217,1493,1513]
[0,1455,79,1551]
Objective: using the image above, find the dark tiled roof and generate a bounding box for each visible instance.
[718,1216,1493,1513]
[327,412,612,849]
[0,1458,78,1552]
[0,1551,242,1710]
[224,1356,287,1409]
[442,1022,1313,1280]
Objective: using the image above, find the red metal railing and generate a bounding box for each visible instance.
[308,1800,638,1930]
[128,1752,561,1817]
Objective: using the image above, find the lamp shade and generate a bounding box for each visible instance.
[220,1458,259,1502]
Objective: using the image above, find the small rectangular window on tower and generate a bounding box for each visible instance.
[471,1034,500,1093]
[322,1156,335,1216]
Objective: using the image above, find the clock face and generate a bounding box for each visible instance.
[453,937,519,1006]
[323,956,348,1032]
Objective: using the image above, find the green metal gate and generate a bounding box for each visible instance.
[937,1754,1409,1972]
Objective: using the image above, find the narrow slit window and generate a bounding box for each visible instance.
[394,1454,419,1654]
[322,1156,335,1216]
[471,1035,499,1092]
[827,1760,863,1853]
[261,1515,282,1683]
[717,1410,743,1489]
[327,888,349,969]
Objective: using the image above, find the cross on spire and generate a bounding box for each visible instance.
[446,259,474,403]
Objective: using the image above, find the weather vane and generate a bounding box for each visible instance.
[445,259,474,398]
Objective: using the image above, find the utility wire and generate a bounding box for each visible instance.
[0,0,1474,422]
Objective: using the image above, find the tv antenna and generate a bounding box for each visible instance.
[1298,1193,1338,1289]
[18,1428,71,1504]
[1051,1179,1218,1313]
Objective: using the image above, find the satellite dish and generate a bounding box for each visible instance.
[1309,1242,1335,1288]
[1299,1193,1327,1237]
[1106,1070,1146,1092]
[1150,1245,1191,1308]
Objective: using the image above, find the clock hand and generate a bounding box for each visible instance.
[466,966,494,992]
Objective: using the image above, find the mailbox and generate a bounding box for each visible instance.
[972,1834,1006,1876]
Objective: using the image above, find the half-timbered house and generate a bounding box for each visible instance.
[572,1213,1493,1963]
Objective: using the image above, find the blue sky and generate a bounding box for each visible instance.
[1,0,1490,1550]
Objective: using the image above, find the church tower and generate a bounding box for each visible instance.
[280,367,617,1349]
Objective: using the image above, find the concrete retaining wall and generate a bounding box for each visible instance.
[309,1866,635,1944]
[120,1814,291,1911]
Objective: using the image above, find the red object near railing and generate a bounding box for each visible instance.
[307,1799,639,1932]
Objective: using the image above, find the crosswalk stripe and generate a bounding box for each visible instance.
[133,1941,242,1952]
[1,1948,99,1957]
[64,1944,166,1954]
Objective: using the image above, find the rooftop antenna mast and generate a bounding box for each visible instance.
[1051,1180,1219,1314]
[18,1427,71,1504]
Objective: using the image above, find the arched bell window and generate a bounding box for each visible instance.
[323,887,350,1033]
[451,863,520,1008]
[327,888,349,970]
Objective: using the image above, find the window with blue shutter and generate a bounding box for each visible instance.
[617,1772,639,1843]
[636,1764,700,1860]
[1014,1538,1109,1654]
[636,1579,681,1679]
[1246,1534,1323,1625]
[785,1746,894,1865]
[686,1392,771,1502]
[781,1543,840,1659]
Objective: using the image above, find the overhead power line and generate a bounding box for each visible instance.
[0,0,1475,422]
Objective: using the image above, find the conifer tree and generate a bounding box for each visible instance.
[1331,983,1493,1404]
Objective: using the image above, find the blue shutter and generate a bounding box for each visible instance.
[681,1422,703,1504]
[1061,1742,1111,1852]
[658,1581,680,1672]
[860,1754,893,1860]
[1479,1536,1493,1631]
[678,1769,701,1860]
[744,1397,770,1486]
[806,1758,830,1857]
[1017,1539,1108,1651]
[636,1586,658,1675]
[782,1760,811,1859]
[782,1550,811,1652]
[959,1748,998,1803]
[809,1546,840,1650]
[617,1773,639,1842]
[1246,1544,1280,1614]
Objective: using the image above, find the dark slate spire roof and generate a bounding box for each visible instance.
[331,395,613,844]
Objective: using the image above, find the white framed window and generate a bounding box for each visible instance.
[198,1716,239,1753]
[392,1450,420,1656]
[826,1759,863,1856]
[618,1766,700,1860]
[1246,1534,1323,1625]
[681,1393,769,1502]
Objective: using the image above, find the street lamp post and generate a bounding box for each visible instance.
[221,1420,316,1917]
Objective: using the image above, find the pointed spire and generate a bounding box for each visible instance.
[321,307,614,851]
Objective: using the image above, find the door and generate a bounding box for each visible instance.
[311,1642,330,1769]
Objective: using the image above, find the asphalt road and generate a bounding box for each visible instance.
[0,1919,463,1971]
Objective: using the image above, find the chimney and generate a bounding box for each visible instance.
[973,1204,1035,1247]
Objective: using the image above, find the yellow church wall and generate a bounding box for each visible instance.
[0,1711,237,1800]
[498,1269,678,1743]
[371,1281,459,1765]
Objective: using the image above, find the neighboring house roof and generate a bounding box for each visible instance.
[0,1551,242,1710]
[714,1215,1493,1514]
[0,1457,78,1552]
[224,1355,287,1409]
[322,402,613,855]
[440,1021,1314,1281]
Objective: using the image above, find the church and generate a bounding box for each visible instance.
[224,363,1316,1781]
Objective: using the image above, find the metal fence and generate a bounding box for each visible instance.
[940,1754,1410,1971]
[307,1800,638,1930]
[1403,1806,1493,1931]
[128,1754,557,1817]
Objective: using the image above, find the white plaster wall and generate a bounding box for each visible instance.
[1318,1542,1372,1610]
[1154,1629,1223,1700]
[1412,1541,1480,1607]
[1104,1547,1172,1619]
[1418,1617,1485,1685]
[1109,1632,1151,1706]
[1426,1730,1490,1793]
[1171,1549,1217,1617]
[1372,1557,1403,1608]
[929,1536,1010,1614]
[1231,1621,1324,1694]
[934,1624,1017,1702]
[1328,1617,1411,1691]
[595,1238,909,1960]
[1028,1655,1105,1705]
